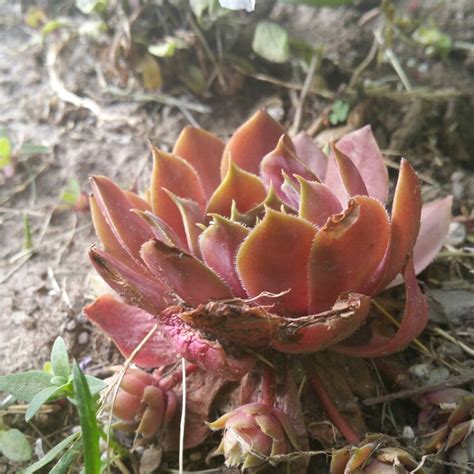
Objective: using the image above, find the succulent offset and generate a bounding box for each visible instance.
[84,110,452,468]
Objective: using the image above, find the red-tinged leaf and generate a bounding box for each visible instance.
[124,191,152,212]
[89,246,173,313]
[260,134,317,203]
[164,190,204,257]
[332,143,368,198]
[159,308,255,381]
[199,215,249,298]
[281,171,301,209]
[141,239,233,306]
[374,159,422,292]
[172,126,224,200]
[150,147,206,242]
[308,196,390,313]
[221,110,288,177]
[90,176,154,264]
[89,195,142,272]
[412,196,452,276]
[324,126,388,205]
[135,210,187,250]
[333,256,428,357]
[236,209,317,314]
[272,293,370,353]
[113,391,142,421]
[206,161,267,217]
[298,178,342,228]
[84,295,179,367]
[292,132,328,181]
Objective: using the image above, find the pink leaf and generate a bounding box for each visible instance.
[334,256,428,357]
[159,307,255,380]
[141,239,233,306]
[84,295,178,367]
[324,126,389,205]
[292,132,328,180]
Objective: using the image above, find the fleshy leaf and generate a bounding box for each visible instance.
[164,190,204,257]
[334,256,428,357]
[89,246,173,313]
[236,209,317,314]
[374,159,422,292]
[207,161,267,218]
[159,307,255,380]
[89,195,143,272]
[150,147,206,242]
[199,215,249,298]
[124,191,152,212]
[308,196,390,313]
[332,143,368,198]
[412,196,452,276]
[292,132,328,180]
[135,210,187,250]
[221,110,287,176]
[260,134,317,204]
[298,178,342,228]
[324,126,388,205]
[172,126,224,200]
[272,293,370,353]
[84,295,179,367]
[141,239,233,306]
[90,176,154,265]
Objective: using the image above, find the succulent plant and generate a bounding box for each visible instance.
[111,367,177,438]
[208,401,299,469]
[420,388,474,473]
[85,110,451,371]
[83,110,452,468]
[330,436,425,474]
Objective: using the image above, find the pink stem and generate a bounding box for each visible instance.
[310,373,361,444]
[261,365,276,406]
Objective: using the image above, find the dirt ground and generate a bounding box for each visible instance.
[0,0,473,472]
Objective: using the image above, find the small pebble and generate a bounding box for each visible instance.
[402,426,415,439]
[77,331,89,344]
[446,222,466,246]
[65,320,77,331]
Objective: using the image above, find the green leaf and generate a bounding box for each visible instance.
[329,100,350,125]
[148,37,188,58]
[252,21,290,64]
[51,337,70,379]
[72,362,101,474]
[0,371,53,402]
[41,19,67,36]
[85,375,107,396]
[0,136,12,170]
[75,0,108,15]
[20,432,80,474]
[25,385,65,421]
[23,214,33,251]
[19,143,51,156]
[60,177,81,205]
[190,0,210,18]
[49,438,82,474]
[0,429,32,462]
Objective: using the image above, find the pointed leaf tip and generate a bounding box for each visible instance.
[221,110,287,177]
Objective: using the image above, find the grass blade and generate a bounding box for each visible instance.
[49,438,82,474]
[72,361,101,474]
[20,432,80,474]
